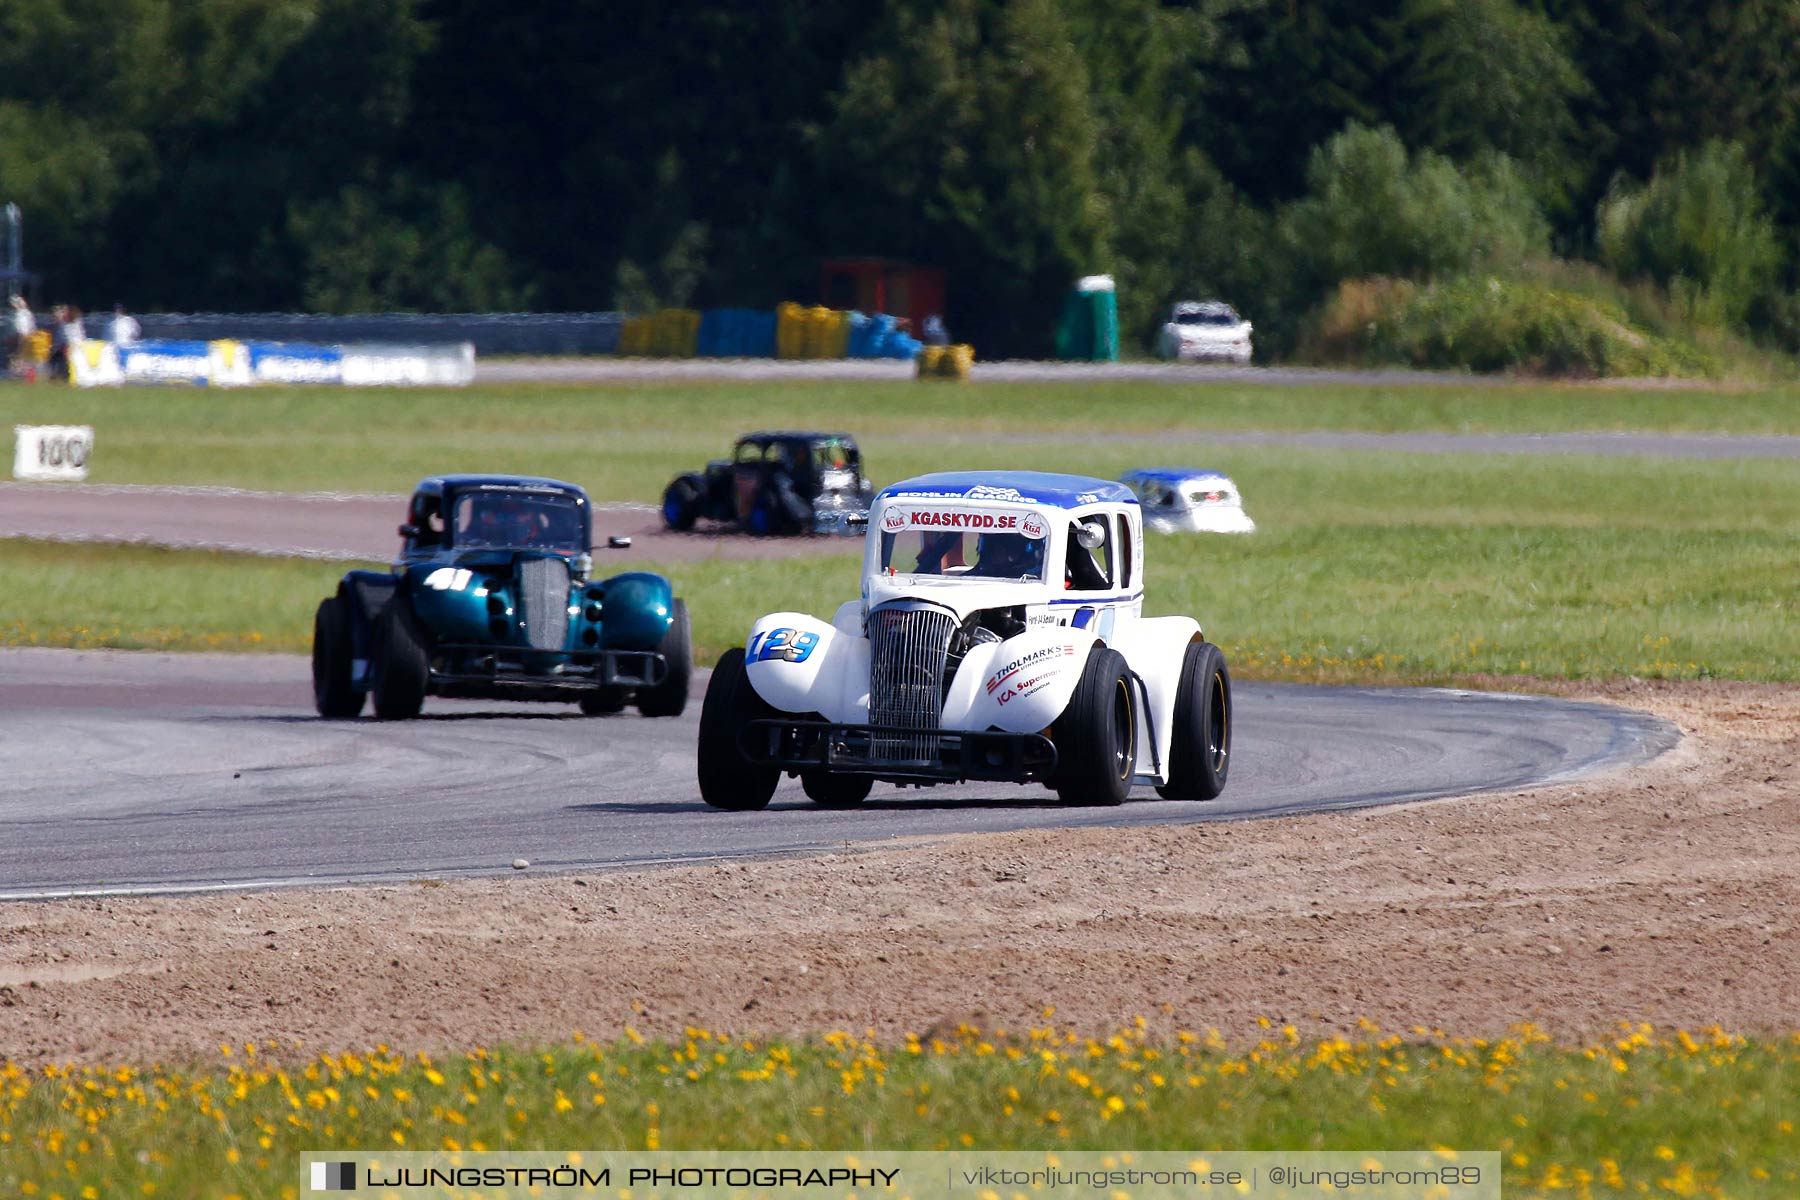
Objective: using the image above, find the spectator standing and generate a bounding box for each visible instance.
[47,304,69,379]
[6,295,31,361]
[108,303,140,345]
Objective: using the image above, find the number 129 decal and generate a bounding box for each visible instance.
[748,627,820,664]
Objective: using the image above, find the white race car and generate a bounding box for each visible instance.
[1121,468,1256,534]
[1156,300,1253,363]
[696,471,1231,809]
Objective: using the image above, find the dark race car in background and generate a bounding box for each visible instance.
[312,474,691,719]
[661,431,874,536]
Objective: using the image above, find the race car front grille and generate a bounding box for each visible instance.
[867,603,956,765]
[517,557,570,651]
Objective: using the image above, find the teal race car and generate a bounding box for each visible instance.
[312,474,691,719]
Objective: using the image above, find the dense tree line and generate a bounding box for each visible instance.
[2,0,1796,358]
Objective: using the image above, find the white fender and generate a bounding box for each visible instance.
[943,626,1099,735]
[743,611,869,723]
[1107,614,1201,784]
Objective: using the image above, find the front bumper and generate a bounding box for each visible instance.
[430,644,666,691]
[1177,342,1252,363]
[739,719,1058,784]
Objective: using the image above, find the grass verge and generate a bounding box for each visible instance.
[6,447,1797,681]
[5,377,1800,501]
[2,1026,1795,1198]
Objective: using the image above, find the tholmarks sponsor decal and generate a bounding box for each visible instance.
[884,507,1049,538]
[985,643,1077,696]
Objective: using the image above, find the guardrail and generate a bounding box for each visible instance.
[138,313,624,356]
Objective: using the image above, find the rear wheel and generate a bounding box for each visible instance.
[696,648,780,810]
[801,773,872,808]
[1156,641,1231,800]
[372,595,430,720]
[1051,647,1136,806]
[635,599,693,717]
[662,474,703,531]
[311,594,364,718]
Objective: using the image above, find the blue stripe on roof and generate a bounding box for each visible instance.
[878,471,1136,509]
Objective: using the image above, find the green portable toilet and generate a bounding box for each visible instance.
[1054,274,1118,361]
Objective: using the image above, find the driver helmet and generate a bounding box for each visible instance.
[976,532,1043,577]
[487,494,541,542]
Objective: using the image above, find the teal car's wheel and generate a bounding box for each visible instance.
[801,773,872,808]
[312,594,364,718]
[697,647,779,810]
[372,596,430,720]
[1050,647,1135,807]
[1156,640,1231,800]
[636,599,692,718]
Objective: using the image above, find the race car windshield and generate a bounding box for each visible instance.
[454,491,586,551]
[879,530,1046,582]
[1176,310,1237,326]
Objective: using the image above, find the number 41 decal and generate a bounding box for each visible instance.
[748,627,820,663]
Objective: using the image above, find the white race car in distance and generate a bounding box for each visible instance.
[1156,300,1253,363]
[1121,468,1256,534]
[696,471,1232,810]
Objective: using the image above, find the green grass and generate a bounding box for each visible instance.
[0,540,370,653]
[7,446,1796,681]
[4,377,1800,500]
[4,1027,1797,1198]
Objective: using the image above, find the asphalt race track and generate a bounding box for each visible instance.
[0,647,1676,899]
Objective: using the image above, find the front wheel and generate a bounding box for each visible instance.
[312,594,364,718]
[1051,647,1136,806]
[801,773,872,808]
[1156,640,1231,800]
[372,596,430,720]
[696,647,780,810]
[635,599,692,717]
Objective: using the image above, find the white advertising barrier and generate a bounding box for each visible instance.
[118,339,213,386]
[67,341,124,387]
[208,339,254,387]
[68,338,473,387]
[14,425,93,481]
[341,342,476,386]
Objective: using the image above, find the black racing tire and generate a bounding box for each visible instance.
[312,594,365,718]
[696,647,780,810]
[579,688,627,715]
[662,474,703,531]
[801,773,873,808]
[372,594,430,720]
[1156,640,1231,800]
[1050,647,1136,806]
[636,598,693,717]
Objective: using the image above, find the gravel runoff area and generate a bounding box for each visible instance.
[0,679,1791,1064]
